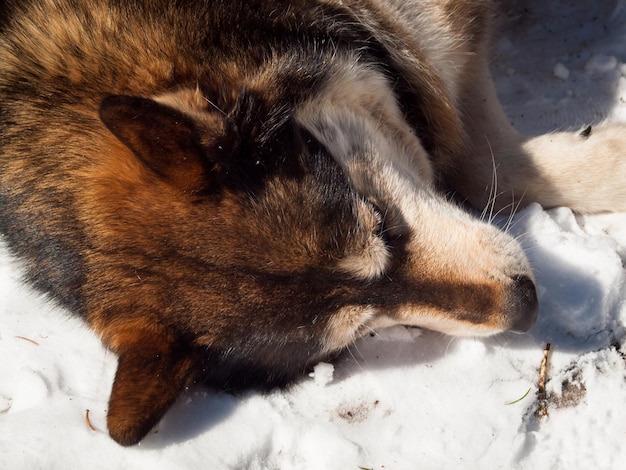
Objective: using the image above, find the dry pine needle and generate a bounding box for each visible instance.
[85,409,96,432]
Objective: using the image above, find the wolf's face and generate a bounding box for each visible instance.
[95,59,538,396]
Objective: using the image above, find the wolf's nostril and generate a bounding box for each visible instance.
[509,275,538,333]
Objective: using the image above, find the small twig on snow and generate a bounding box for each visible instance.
[14,336,39,346]
[536,343,552,418]
[85,409,97,432]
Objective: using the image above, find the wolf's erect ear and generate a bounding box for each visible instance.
[99,95,217,193]
[106,333,195,446]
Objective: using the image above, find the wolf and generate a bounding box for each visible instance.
[1,0,624,445]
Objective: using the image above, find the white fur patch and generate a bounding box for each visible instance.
[295,55,435,193]
[338,235,389,280]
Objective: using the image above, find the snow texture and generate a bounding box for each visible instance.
[1,0,626,469]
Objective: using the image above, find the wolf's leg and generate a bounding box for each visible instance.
[517,125,626,213]
[447,53,626,214]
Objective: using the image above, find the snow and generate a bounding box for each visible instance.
[309,362,335,387]
[1,0,626,468]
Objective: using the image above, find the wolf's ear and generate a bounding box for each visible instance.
[99,95,215,193]
[106,332,195,446]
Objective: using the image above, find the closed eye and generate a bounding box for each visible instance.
[367,200,408,261]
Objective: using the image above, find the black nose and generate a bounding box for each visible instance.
[509,275,539,333]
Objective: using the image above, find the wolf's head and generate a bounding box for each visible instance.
[95,57,537,444]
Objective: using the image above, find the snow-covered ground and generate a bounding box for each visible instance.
[1,1,626,468]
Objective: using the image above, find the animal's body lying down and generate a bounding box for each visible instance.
[1,0,624,445]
